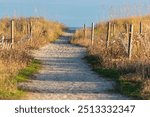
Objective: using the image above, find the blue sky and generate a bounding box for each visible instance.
[0,0,150,27]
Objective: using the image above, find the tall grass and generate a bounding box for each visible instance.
[0,17,65,99]
[71,15,150,99]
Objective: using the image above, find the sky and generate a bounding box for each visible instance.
[0,0,150,27]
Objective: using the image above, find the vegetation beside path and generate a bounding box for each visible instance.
[71,16,150,99]
[0,17,65,99]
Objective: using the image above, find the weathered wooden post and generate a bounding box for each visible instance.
[91,22,95,46]
[113,23,116,36]
[29,21,33,43]
[1,35,4,49]
[11,19,15,48]
[128,24,134,60]
[126,24,129,40]
[140,21,142,34]
[106,22,111,48]
[29,21,32,37]
[83,24,86,39]
[27,23,29,35]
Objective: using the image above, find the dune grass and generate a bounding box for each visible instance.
[71,15,150,99]
[0,17,64,99]
[0,59,41,99]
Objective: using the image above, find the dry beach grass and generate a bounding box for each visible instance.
[71,15,150,99]
[0,17,64,99]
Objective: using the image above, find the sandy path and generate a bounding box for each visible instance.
[19,34,129,100]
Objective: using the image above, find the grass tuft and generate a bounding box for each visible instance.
[0,59,41,99]
[15,59,41,82]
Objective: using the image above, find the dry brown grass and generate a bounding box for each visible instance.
[0,17,64,99]
[71,15,150,99]
[71,29,91,47]
[0,49,30,99]
[0,17,65,48]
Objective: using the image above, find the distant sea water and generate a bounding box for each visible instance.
[66,27,81,33]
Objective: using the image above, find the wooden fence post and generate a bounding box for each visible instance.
[126,24,129,39]
[11,19,15,48]
[29,21,33,43]
[91,22,94,46]
[27,23,29,35]
[128,24,134,60]
[1,35,4,49]
[140,21,142,34]
[29,21,32,37]
[113,23,116,36]
[106,22,111,48]
[83,24,86,39]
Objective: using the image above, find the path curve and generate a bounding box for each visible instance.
[19,33,129,100]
